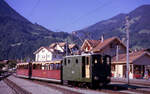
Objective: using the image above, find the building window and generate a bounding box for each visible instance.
[64,59,66,66]
[94,59,97,64]
[76,59,78,64]
[100,57,103,64]
[107,57,110,65]
[111,65,115,71]
[68,59,70,64]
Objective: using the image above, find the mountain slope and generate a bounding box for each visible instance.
[74,5,150,49]
[0,0,78,60]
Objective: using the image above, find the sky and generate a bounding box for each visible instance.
[5,0,150,32]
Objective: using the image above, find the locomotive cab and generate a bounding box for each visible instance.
[91,54,111,88]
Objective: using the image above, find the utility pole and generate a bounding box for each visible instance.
[116,45,119,62]
[125,16,130,85]
[66,40,68,56]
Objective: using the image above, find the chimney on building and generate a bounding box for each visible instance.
[100,34,104,43]
[121,37,126,44]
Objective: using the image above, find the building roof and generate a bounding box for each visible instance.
[58,42,66,47]
[0,60,8,64]
[92,37,126,52]
[86,40,101,48]
[81,39,101,51]
[69,44,77,49]
[112,50,150,64]
[33,46,53,54]
[49,43,57,48]
[34,42,78,54]
[49,42,77,49]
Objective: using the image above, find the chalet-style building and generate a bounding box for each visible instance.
[112,51,150,79]
[49,42,79,54]
[33,46,62,62]
[81,37,126,57]
[34,42,79,62]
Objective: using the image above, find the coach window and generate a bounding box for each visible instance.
[42,64,45,70]
[25,65,28,69]
[50,64,54,70]
[33,64,36,69]
[37,64,42,69]
[45,64,49,70]
[58,63,61,69]
[55,63,60,70]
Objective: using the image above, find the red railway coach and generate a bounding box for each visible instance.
[16,60,62,83]
[16,62,29,78]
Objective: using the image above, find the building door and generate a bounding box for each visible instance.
[85,56,90,78]
[82,56,90,78]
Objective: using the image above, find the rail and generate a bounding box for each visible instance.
[4,78,31,94]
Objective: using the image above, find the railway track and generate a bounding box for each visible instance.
[29,78,150,94]
[4,78,31,94]
[112,78,150,86]
[30,80,82,94]
[26,79,129,94]
[109,81,150,94]
[11,75,150,94]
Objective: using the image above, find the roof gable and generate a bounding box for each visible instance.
[112,51,150,64]
[92,37,126,52]
[33,46,52,54]
[81,39,101,51]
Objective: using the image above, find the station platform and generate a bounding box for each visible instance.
[7,76,62,94]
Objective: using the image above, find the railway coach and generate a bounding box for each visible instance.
[16,54,111,88]
[16,60,62,83]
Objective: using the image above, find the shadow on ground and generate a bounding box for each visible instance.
[102,83,150,91]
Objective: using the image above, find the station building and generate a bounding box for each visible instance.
[112,50,150,79]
